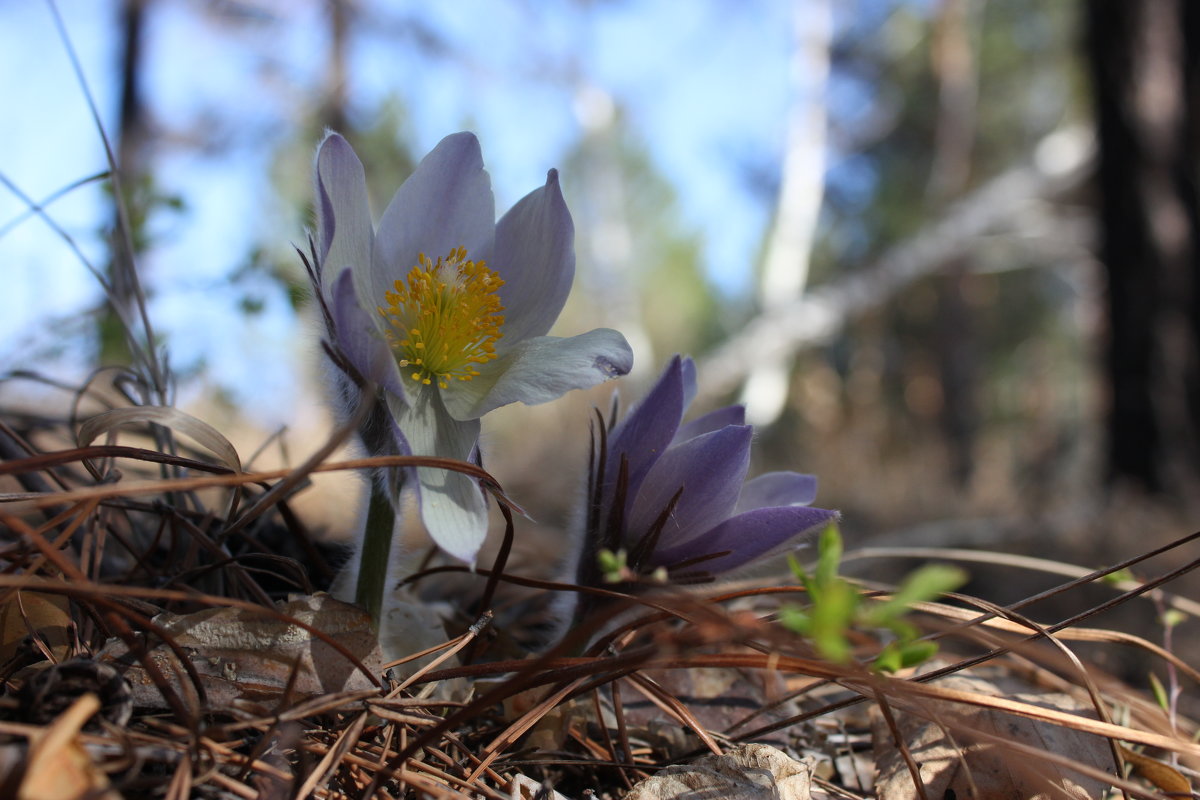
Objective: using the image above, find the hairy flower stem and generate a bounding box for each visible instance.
[356,480,396,628]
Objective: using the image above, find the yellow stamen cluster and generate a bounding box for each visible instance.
[378,246,505,390]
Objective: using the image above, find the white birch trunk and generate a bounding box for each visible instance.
[741,0,832,425]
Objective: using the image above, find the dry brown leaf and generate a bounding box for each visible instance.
[872,674,1113,800]
[18,692,122,800]
[0,590,72,664]
[624,743,814,800]
[98,594,385,708]
[1119,745,1193,796]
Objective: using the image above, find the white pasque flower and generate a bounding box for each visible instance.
[313,131,632,562]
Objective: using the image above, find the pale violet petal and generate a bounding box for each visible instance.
[314,133,373,297]
[653,506,838,575]
[440,328,633,420]
[387,387,488,563]
[493,169,574,347]
[366,132,495,314]
[673,405,745,445]
[627,425,752,553]
[734,472,819,515]
[331,270,407,403]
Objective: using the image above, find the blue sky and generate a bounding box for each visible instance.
[0,0,864,424]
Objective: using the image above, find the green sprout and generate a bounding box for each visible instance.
[1149,671,1169,711]
[597,548,629,583]
[779,525,966,672]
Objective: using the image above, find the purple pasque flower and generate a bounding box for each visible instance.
[311,131,633,562]
[577,355,837,591]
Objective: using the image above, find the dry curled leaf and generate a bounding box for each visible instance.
[624,743,814,800]
[872,674,1113,800]
[77,405,242,471]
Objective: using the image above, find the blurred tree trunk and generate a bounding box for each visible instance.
[928,0,979,487]
[1087,0,1200,493]
[101,0,149,366]
[323,0,350,132]
[936,258,977,485]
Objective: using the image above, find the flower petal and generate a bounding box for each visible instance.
[627,424,752,552]
[492,169,575,346]
[681,356,698,409]
[440,328,633,419]
[673,404,745,445]
[331,270,408,403]
[734,472,819,514]
[366,132,496,313]
[653,506,838,575]
[605,355,686,505]
[387,387,488,563]
[315,133,374,297]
